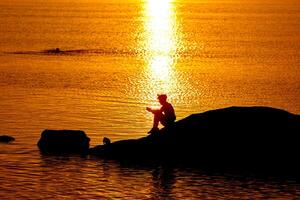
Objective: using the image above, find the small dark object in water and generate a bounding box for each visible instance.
[0,135,15,143]
[103,137,111,145]
[46,48,61,54]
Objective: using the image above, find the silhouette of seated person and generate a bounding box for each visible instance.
[147,94,176,134]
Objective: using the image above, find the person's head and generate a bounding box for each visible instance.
[157,94,167,105]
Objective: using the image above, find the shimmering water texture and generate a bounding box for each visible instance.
[0,150,299,199]
[0,0,300,199]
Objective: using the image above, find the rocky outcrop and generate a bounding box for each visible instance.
[89,106,300,173]
[38,130,90,154]
[0,135,15,143]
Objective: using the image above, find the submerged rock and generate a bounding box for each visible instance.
[89,106,300,173]
[0,135,15,143]
[38,130,90,154]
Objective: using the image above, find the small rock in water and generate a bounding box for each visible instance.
[103,137,111,145]
[0,135,15,143]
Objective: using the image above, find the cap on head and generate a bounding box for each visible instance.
[157,94,167,101]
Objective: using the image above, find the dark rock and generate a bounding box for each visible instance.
[89,106,300,173]
[45,48,62,54]
[38,130,90,154]
[0,135,15,143]
[103,137,111,145]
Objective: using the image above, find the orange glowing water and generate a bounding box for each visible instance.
[0,0,299,199]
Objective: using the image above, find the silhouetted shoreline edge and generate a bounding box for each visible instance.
[38,106,300,174]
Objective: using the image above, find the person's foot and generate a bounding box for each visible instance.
[147,127,159,134]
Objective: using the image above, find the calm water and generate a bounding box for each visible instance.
[0,0,299,199]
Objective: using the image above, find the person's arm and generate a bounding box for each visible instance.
[146,107,153,112]
[146,107,160,114]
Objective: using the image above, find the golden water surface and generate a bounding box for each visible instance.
[0,0,299,199]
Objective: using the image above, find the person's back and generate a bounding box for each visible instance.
[161,102,176,123]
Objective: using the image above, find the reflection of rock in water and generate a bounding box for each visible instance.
[152,166,176,199]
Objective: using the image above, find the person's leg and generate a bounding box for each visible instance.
[153,112,163,128]
[160,115,174,127]
[160,116,168,127]
[148,112,163,134]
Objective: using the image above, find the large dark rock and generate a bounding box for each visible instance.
[38,130,90,154]
[89,106,300,173]
[0,135,15,143]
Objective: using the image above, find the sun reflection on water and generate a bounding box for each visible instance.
[143,0,180,94]
[146,0,175,55]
